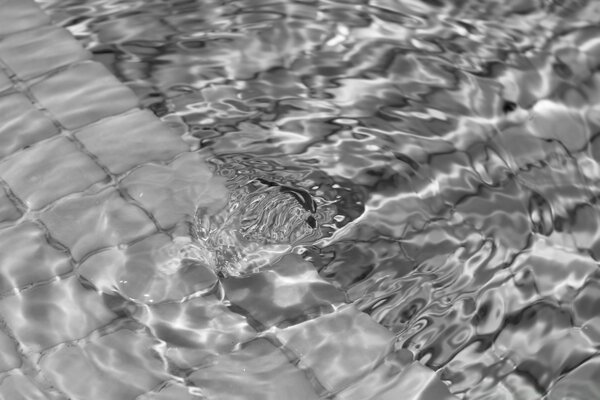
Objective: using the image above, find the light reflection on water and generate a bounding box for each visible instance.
[33,0,600,398]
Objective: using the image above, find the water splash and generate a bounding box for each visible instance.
[190,154,362,276]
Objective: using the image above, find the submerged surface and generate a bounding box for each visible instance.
[28,0,600,398]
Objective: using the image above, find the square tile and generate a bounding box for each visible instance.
[134,295,256,368]
[0,92,59,160]
[383,363,456,400]
[0,329,20,372]
[0,371,49,400]
[121,152,227,230]
[339,354,456,400]
[223,254,346,329]
[336,350,412,400]
[0,186,21,224]
[0,0,50,36]
[0,25,89,80]
[275,305,395,393]
[75,109,188,175]
[137,381,205,400]
[39,187,155,261]
[79,233,218,303]
[136,382,204,400]
[0,276,116,352]
[189,338,319,400]
[40,347,103,399]
[529,100,588,153]
[0,136,106,209]
[40,329,168,400]
[0,69,11,93]
[547,357,600,400]
[30,61,139,130]
[0,222,72,294]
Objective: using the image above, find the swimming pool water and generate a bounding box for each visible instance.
[3,0,600,398]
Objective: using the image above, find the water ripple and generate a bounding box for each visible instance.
[34,0,600,398]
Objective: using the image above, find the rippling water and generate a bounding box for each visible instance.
[34,0,600,398]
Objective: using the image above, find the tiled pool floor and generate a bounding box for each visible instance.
[0,0,456,398]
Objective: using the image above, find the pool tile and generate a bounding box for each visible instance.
[121,152,227,230]
[0,69,11,93]
[546,357,600,400]
[134,295,256,368]
[274,305,395,393]
[40,329,168,400]
[378,363,457,400]
[0,186,20,223]
[0,136,106,209]
[0,329,20,372]
[0,0,50,36]
[79,233,218,303]
[0,222,72,294]
[189,337,320,400]
[0,92,59,160]
[75,109,188,175]
[493,304,595,392]
[223,254,346,329]
[0,371,50,400]
[30,61,139,130]
[528,100,588,153]
[39,188,155,261]
[0,25,89,80]
[338,354,457,400]
[524,240,596,303]
[334,350,413,399]
[138,381,204,400]
[0,276,116,352]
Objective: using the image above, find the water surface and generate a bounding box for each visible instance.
[35,0,600,398]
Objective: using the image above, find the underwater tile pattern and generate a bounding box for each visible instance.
[29,61,139,130]
[0,276,117,352]
[0,0,50,36]
[0,222,72,294]
[0,136,107,210]
[222,254,347,329]
[39,188,156,261]
[119,151,228,230]
[75,109,188,175]
[0,186,20,224]
[0,69,11,93]
[0,25,89,80]
[40,328,170,400]
[189,337,321,400]
[0,0,457,398]
[0,371,52,400]
[0,92,59,160]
